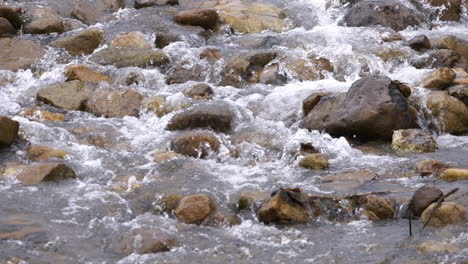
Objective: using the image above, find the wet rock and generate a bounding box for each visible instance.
[174,9,218,30]
[322,170,377,182]
[85,88,144,118]
[17,163,76,184]
[175,194,216,224]
[120,228,175,255]
[302,92,332,116]
[201,212,241,227]
[362,195,395,220]
[62,18,86,32]
[420,202,466,227]
[237,190,269,210]
[408,35,431,51]
[71,0,125,25]
[90,47,169,68]
[0,116,19,146]
[432,35,468,62]
[36,80,92,111]
[259,63,286,85]
[153,150,184,163]
[161,194,183,213]
[219,56,250,87]
[0,17,16,35]
[380,31,403,42]
[110,31,150,49]
[21,108,65,122]
[1,163,27,178]
[257,188,309,224]
[453,68,468,85]
[0,225,45,241]
[27,145,68,162]
[417,240,460,254]
[52,29,103,56]
[167,101,235,133]
[391,129,438,153]
[412,49,468,71]
[343,0,422,31]
[408,185,443,217]
[439,168,468,182]
[416,160,450,176]
[0,38,45,71]
[447,85,468,106]
[425,0,462,22]
[184,84,214,100]
[282,56,333,81]
[135,0,179,9]
[298,154,329,170]
[426,91,468,134]
[422,68,456,89]
[305,75,416,141]
[0,6,22,31]
[166,62,205,84]
[155,32,180,49]
[23,8,64,34]
[204,0,287,33]
[65,64,111,84]
[200,48,221,61]
[142,96,169,117]
[171,131,220,158]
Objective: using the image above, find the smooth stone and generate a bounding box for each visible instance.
[17,163,76,184]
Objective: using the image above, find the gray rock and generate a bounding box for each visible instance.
[85,88,144,118]
[391,129,438,153]
[90,47,169,68]
[184,83,214,99]
[0,38,45,71]
[71,0,125,25]
[36,80,92,111]
[155,32,180,49]
[408,185,443,217]
[23,8,64,34]
[408,35,431,51]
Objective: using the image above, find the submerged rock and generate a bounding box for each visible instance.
[298,154,329,170]
[171,131,220,158]
[426,91,468,134]
[153,150,184,163]
[174,8,219,30]
[237,190,269,210]
[362,195,395,220]
[416,160,450,176]
[420,202,466,227]
[258,188,310,224]
[175,194,216,224]
[110,31,150,49]
[90,47,169,68]
[52,29,103,56]
[65,64,111,83]
[391,129,438,153]
[17,163,76,184]
[0,38,45,71]
[23,8,64,34]
[27,145,68,162]
[0,116,19,146]
[422,68,456,89]
[21,108,65,122]
[37,80,92,111]
[439,168,468,182]
[119,228,175,255]
[408,185,443,217]
[418,240,460,254]
[155,32,180,49]
[142,96,170,117]
[85,88,144,118]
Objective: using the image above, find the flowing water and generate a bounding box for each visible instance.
[1,0,468,263]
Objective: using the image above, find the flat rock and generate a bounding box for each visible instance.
[85,88,144,118]
[422,68,456,89]
[90,47,169,68]
[416,160,450,176]
[36,80,92,111]
[17,163,76,184]
[0,38,45,71]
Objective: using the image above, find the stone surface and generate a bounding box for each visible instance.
[432,35,468,63]
[439,168,468,182]
[408,185,443,217]
[412,49,468,71]
[201,212,241,227]
[391,129,438,153]
[321,170,377,182]
[426,91,468,134]
[416,160,450,176]
[298,154,329,170]
[200,48,221,61]
[17,163,76,184]
[408,35,431,51]
[110,31,150,49]
[65,64,111,83]
[425,0,462,21]
[24,8,64,34]
[161,194,183,213]
[447,85,468,107]
[257,188,309,224]
[142,96,170,117]
[153,150,183,163]
[418,240,460,254]
[238,190,269,210]
[0,38,45,71]
[184,84,214,100]
[0,6,22,31]
[90,47,169,68]
[27,146,68,162]
[422,68,456,89]
[363,195,395,220]
[305,75,416,141]
[420,202,466,227]
[0,17,15,35]
[21,108,65,122]
[155,32,180,49]
[36,80,92,111]
[52,29,103,56]
[282,56,333,82]
[0,116,19,146]
[171,131,220,158]
[302,92,332,116]
[135,0,178,9]
[175,194,216,224]
[165,62,205,84]
[71,0,125,25]
[85,88,144,118]
[120,228,175,255]
[174,9,219,30]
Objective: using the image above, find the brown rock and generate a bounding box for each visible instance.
[184,84,214,100]
[36,80,92,111]
[425,0,461,21]
[23,8,64,34]
[299,153,329,170]
[426,91,468,134]
[391,129,438,153]
[85,88,144,118]
[17,163,76,184]
[135,0,179,9]
[439,168,468,182]
[408,185,443,217]
[175,194,216,224]
[161,194,183,213]
[422,68,456,89]
[0,6,22,30]
[0,17,16,35]
[71,0,125,25]
[322,170,377,182]
[65,64,110,83]
[363,195,395,220]
[171,131,220,158]
[416,160,450,176]
[238,190,269,210]
[110,31,150,49]
[155,32,180,49]
[408,35,431,51]
[153,150,184,163]
[142,96,169,117]
[380,31,402,42]
[52,29,103,56]
[200,48,221,61]
[257,188,309,224]
[201,212,241,227]
[21,108,65,122]
[27,145,68,162]
[0,38,45,71]
[302,92,331,116]
[219,56,250,87]
[432,35,468,62]
[418,240,460,254]
[0,116,19,146]
[420,202,466,227]
[447,85,468,107]
[174,9,219,30]
[120,228,175,255]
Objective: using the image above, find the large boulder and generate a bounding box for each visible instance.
[174,9,219,30]
[257,188,309,224]
[23,8,64,34]
[135,0,178,9]
[175,194,216,224]
[167,101,235,133]
[17,163,76,185]
[85,88,144,118]
[343,0,422,31]
[408,185,443,217]
[426,91,468,134]
[171,131,220,158]
[90,47,169,68]
[51,29,103,56]
[305,76,416,141]
[391,129,438,153]
[421,202,466,227]
[36,80,92,111]
[65,64,111,84]
[0,38,45,71]
[0,116,19,146]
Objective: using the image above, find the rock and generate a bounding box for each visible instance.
[391,129,438,153]
[85,88,144,118]
[259,63,286,85]
[298,154,329,170]
[237,190,269,210]
[204,0,287,33]
[20,108,65,122]
[120,228,175,255]
[174,9,219,30]
[420,202,466,227]
[0,116,19,146]
[408,185,443,217]
[362,195,395,220]
[200,48,221,61]
[175,194,216,224]
[167,101,235,133]
[166,62,205,84]
[0,17,16,35]
[412,49,468,71]
[52,29,103,56]
[155,32,180,49]
[453,68,468,85]
[380,31,402,42]
[425,0,462,21]
[71,0,125,25]
[142,96,170,117]
[0,6,22,30]
[343,0,422,31]
[17,163,76,184]
[0,38,45,71]
[184,84,214,100]
[110,31,150,49]
[426,91,468,134]
[161,194,183,213]
[447,85,468,106]
[418,240,460,254]
[322,170,377,182]
[201,212,241,227]
[282,56,333,81]
[422,68,456,89]
[257,188,309,224]
[65,64,110,83]
[27,145,68,162]
[62,18,86,32]
[408,35,431,51]
[24,8,64,34]
[416,160,450,176]
[305,75,416,141]
[36,80,92,111]
[432,36,468,62]
[171,131,220,158]
[302,92,332,116]
[219,56,250,87]
[439,168,468,182]
[153,150,184,163]
[135,0,178,9]
[90,47,169,68]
